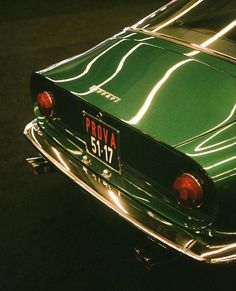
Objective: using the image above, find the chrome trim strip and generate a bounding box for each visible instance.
[24,119,236,263]
[130,28,236,64]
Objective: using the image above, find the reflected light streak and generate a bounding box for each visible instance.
[112,30,127,38]
[147,211,173,226]
[214,172,236,183]
[40,37,115,74]
[51,147,70,171]
[185,20,236,57]
[212,167,236,179]
[204,156,236,170]
[152,0,203,32]
[63,136,83,155]
[188,141,236,157]
[199,105,236,131]
[112,28,133,38]
[160,6,168,12]
[125,58,193,125]
[75,43,144,96]
[132,0,177,28]
[201,243,236,258]
[31,126,42,148]
[64,128,86,143]
[67,149,83,155]
[121,32,137,38]
[142,24,151,29]
[37,116,45,127]
[212,254,236,263]
[187,122,236,157]
[196,136,236,151]
[131,195,150,203]
[176,105,236,148]
[48,39,126,83]
[108,190,128,214]
[135,36,154,42]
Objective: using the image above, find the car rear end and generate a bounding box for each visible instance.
[24,17,236,262]
[25,70,236,263]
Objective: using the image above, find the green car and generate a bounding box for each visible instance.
[24,0,236,264]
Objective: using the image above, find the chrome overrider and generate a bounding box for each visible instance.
[24,119,236,264]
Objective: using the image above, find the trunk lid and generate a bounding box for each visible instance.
[40,33,236,146]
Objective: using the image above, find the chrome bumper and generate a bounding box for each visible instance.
[24,120,236,264]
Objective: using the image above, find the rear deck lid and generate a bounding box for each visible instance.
[40,35,236,146]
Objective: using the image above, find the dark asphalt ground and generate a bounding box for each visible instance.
[0,1,235,290]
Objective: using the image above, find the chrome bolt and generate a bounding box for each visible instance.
[97,112,103,120]
[102,169,112,179]
[82,155,91,165]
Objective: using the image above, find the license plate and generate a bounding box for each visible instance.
[83,112,121,172]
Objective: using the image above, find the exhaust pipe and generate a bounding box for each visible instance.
[26,156,56,175]
[133,237,181,269]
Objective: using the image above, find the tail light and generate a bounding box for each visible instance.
[37,91,55,117]
[173,173,203,209]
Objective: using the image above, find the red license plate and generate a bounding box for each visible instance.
[83,112,121,172]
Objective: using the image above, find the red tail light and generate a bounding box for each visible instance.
[173,173,203,209]
[37,91,55,117]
